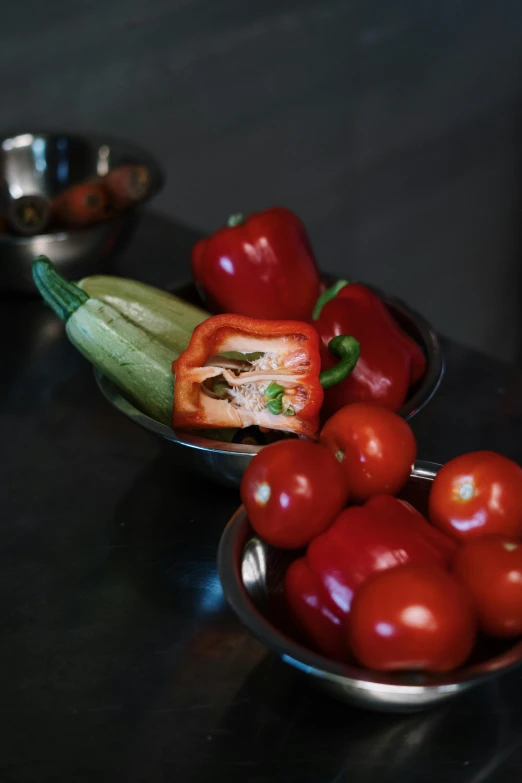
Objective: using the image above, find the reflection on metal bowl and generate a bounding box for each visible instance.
[0,131,164,293]
[217,461,522,712]
[95,284,444,488]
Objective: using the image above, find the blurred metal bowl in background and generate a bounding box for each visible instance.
[95,286,444,487]
[217,461,522,712]
[0,131,164,293]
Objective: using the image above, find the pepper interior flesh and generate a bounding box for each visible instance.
[187,331,314,431]
[200,350,307,423]
[173,321,323,438]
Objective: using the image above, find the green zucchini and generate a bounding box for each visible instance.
[32,257,194,426]
[76,274,208,353]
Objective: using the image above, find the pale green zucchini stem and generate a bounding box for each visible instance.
[32,255,89,321]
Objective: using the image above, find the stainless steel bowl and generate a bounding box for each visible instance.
[95,286,444,487]
[217,461,522,712]
[0,131,164,293]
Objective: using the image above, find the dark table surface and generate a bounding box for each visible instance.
[3,212,522,783]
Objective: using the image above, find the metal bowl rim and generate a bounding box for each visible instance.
[217,460,522,694]
[95,286,444,458]
[0,130,165,243]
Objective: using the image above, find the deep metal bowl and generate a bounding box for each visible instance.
[217,461,522,712]
[95,286,444,487]
[0,131,164,293]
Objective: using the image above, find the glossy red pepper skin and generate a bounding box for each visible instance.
[306,496,457,616]
[368,496,459,564]
[172,314,324,438]
[191,207,321,321]
[284,558,350,661]
[314,283,427,416]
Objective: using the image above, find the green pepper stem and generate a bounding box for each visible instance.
[319,335,360,389]
[266,397,284,415]
[312,279,350,320]
[264,381,285,400]
[227,213,245,228]
[32,255,89,322]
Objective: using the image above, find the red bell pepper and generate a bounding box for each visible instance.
[285,497,457,646]
[284,558,349,662]
[191,207,321,321]
[173,314,360,439]
[313,281,427,417]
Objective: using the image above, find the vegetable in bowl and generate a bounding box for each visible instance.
[32,257,357,440]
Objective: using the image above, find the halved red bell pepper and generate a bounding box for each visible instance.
[314,281,427,417]
[173,314,359,439]
[284,495,458,658]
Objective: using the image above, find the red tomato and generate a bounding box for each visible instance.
[348,564,477,672]
[320,403,416,502]
[429,451,522,541]
[453,536,522,638]
[240,440,348,548]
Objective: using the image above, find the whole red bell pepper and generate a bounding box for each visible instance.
[285,496,457,655]
[191,207,321,321]
[313,280,427,417]
[284,558,349,662]
[172,314,360,439]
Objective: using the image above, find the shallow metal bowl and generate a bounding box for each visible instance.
[217,461,522,712]
[96,286,444,487]
[0,131,164,293]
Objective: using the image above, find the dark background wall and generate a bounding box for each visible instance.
[3,0,522,361]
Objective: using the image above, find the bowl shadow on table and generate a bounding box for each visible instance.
[108,448,238,612]
[194,652,522,783]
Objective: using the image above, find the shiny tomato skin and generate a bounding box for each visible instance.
[348,564,477,672]
[453,536,522,638]
[240,440,348,548]
[320,403,416,502]
[429,451,522,542]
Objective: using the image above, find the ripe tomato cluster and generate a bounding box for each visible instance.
[240,403,522,673]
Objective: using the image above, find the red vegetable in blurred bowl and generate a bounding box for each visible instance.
[101,164,152,209]
[52,183,109,227]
